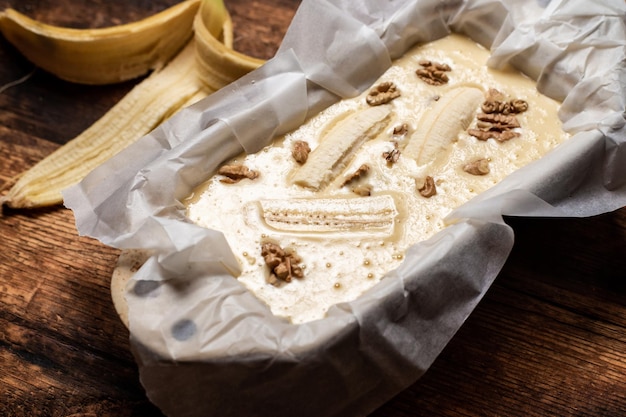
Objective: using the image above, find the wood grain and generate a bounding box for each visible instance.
[1,1,626,416]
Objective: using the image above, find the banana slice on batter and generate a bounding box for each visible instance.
[404,86,483,166]
[291,105,393,191]
[256,194,398,235]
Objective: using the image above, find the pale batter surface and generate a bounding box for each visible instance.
[186,34,569,324]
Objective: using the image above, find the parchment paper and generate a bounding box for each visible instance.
[64,0,626,416]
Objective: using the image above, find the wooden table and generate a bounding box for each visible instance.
[1,1,626,416]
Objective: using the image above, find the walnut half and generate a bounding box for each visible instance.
[467,128,520,142]
[469,89,528,143]
[366,81,401,106]
[416,60,451,86]
[482,89,529,115]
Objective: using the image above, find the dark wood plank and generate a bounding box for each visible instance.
[372,212,626,417]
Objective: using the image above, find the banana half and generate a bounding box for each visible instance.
[403,86,484,166]
[1,0,263,208]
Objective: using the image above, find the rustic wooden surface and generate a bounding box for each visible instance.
[1,1,626,416]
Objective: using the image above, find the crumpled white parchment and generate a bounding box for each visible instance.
[64,0,626,415]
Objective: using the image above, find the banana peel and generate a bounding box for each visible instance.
[0,0,201,85]
[0,0,264,208]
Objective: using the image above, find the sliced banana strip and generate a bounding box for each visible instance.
[291,105,393,190]
[403,86,483,166]
[255,194,398,236]
[2,40,208,209]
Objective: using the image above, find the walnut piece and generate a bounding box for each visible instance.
[468,128,520,142]
[218,165,259,183]
[481,88,528,115]
[392,123,409,137]
[416,176,437,198]
[366,81,401,106]
[469,88,528,143]
[382,144,401,165]
[482,98,529,115]
[291,140,311,164]
[416,60,451,86]
[261,242,303,286]
[463,158,491,175]
[486,88,506,102]
[352,184,372,197]
[341,164,370,187]
[476,113,521,130]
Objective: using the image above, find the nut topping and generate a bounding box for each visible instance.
[383,147,401,165]
[468,129,520,142]
[416,176,437,198]
[392,123,409,137]
[463,158,491,176]
[476,113,521,130]
[482,89,529,115]
[366,81,401,106]
[291,140,311,164]
[352,184,373,197]
[261,242,304,286]
[340,164,370,187]
[468,89,528,143]
[416,60,451,85]
[383,141,401,165]
[218,165,259,183]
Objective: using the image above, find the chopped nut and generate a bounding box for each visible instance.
[274,261,290,281]
[476,113,521,130]
[416,176,437,198]
[261,242,303,285]
[340,164,370,187]
[463,158,491,175]
[481,89,528,115]
[482,99,529,115]
[468,129,520,142]
[352,184,372,196]
[416,60,451,86]
[486,88,506,102]
[218,164,259,183]
[392,123,409,137]
[468,87,526,144]
[261,242,284,267]
[481,99,501,114]
[366,81,401,106]
[496,130,521,142]
[291,140,311,164]
[510,99,529,113]
[382,146,401,165]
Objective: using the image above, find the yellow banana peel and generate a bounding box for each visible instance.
[0,0,201,85]
[0,0,264,209]
[194,0,263,90]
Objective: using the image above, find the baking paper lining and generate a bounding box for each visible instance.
[64,0,626,416]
